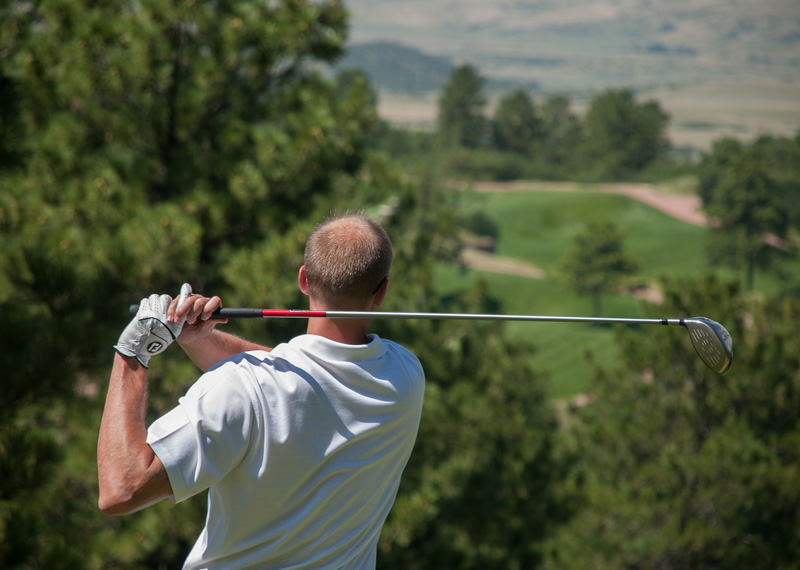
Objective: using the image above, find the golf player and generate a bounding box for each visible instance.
[98,213,425,569]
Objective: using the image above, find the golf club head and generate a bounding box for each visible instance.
[682,317,733,375]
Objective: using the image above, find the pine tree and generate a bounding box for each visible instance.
[560,221,640,317]
[437,64,489,149]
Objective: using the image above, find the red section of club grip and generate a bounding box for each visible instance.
[260,309,327,318]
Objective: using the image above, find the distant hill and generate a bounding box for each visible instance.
[335,41,540,95]
[340,2,800,148]
[335,42,453,94]
[343,0,800,92]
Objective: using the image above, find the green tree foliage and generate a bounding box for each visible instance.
[696,137,746,207]
[0,2,572,568]
[580,88,670,177]
[749,134,800,231]
[437,64,489,149]
[545,276,800,569]
[492,88,540,156]
[538,93,584,170]
[0,0,373,566]
[559,221,640,317]
[377,81,683,183]
[0,75,25,172]
[703,134,800,236]
[699,144,790,291]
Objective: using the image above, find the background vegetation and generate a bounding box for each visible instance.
[1,1,799,568]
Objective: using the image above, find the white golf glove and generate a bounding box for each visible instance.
[114,284,191,368]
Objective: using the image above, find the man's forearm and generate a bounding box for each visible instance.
[179,329,271,372]
[98,353,171,515]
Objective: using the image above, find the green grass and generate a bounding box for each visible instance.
[459,189,710,282]
[437,188,800,399]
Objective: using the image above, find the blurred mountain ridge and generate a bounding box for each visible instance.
[341,0,800,93]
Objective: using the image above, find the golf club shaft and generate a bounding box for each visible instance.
[129,305,685,326]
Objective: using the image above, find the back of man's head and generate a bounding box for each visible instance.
[304,213,393,310]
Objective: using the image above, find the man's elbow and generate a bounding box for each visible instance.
[97,452,172,515]
[98,486,139,516]
[98,482,165,516]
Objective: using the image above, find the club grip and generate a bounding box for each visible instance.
[128,305,263,319]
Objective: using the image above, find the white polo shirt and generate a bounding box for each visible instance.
[147,333,425,570]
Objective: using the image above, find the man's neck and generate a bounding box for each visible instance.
[305,317,371,345]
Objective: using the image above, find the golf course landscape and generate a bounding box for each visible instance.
[432,181,797,399]
[4,1,800,567]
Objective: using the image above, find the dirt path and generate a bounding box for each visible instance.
[457,180,703,303]
[461,248,545,278]
[469,180,708,227]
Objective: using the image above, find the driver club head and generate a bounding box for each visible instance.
[682,317,733,375]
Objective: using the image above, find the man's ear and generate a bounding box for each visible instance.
[373,278,388,307]
[298,265,310,296]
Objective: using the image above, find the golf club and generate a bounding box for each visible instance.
[129,306,733,374]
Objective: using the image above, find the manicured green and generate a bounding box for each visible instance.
[438,187,799,398]
[457,189,709,279]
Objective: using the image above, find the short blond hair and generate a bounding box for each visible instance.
[303,212,393,309]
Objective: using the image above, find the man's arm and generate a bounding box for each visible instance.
[97,353,172,515]
[178,328,270,372]
[97,286,267,514]
[169,294,272,372]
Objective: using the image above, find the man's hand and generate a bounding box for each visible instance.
[114,284,191,367]
[167,284,228,348]
[167,284,272,371]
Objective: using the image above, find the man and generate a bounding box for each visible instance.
[98,213,425,569]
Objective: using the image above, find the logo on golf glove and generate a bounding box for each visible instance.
[147,341,165,354]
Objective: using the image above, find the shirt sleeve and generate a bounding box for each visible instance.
[146,364,256,503]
